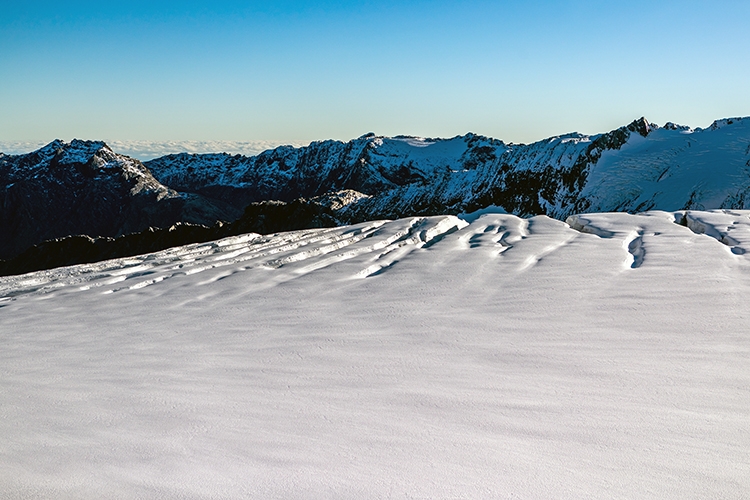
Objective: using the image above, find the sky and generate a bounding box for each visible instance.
[2,0,750,147]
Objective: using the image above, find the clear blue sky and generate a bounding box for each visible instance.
[2,0,749,144]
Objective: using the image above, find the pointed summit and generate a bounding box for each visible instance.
[626,117,654,137]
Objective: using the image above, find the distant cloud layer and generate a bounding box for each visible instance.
[0,140,309,160]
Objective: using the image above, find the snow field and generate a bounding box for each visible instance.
[1,210,749,498]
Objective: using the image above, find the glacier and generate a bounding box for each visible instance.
[1,209,749,498]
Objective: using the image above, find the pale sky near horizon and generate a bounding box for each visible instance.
[2,1,749,145]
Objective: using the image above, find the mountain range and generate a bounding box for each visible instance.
[2,116,749,275]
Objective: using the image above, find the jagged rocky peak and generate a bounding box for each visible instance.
[462,131,505,144]
[663,122,692,131]
[34,139,65,155]
[16,139,117,168]
[32,139,166,189]
[626,117,655,137]
[52,139,112,163]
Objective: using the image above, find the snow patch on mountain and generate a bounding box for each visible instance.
[580,117,750,213]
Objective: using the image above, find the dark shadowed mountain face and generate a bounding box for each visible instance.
[0,140,235,260]
[0,198,340,277]
[2,117,750,273]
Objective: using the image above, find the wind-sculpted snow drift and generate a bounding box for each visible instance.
[1,209,749,498]
[2,116,750,271]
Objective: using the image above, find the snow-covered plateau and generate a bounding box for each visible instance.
[1,209,749,498]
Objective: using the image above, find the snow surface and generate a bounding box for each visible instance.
[1,210,749,498]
